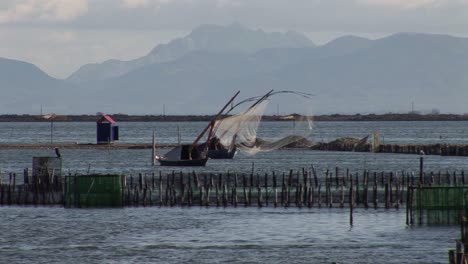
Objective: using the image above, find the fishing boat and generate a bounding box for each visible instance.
[155,145,208,166]
[155,91,240,166]
[203,136,238,159]
[205,90,274,159]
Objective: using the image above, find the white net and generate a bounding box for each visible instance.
[213,91,314,155]
[214,99,269,152]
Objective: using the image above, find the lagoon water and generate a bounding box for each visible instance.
[0,121,467,263]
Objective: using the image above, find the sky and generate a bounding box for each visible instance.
[1,0,468,79]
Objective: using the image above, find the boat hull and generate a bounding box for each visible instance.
[207,149,237,159]
[157,158,208,166]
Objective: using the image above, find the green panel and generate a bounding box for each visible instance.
[413,186,468,224]
[65,174,123,208]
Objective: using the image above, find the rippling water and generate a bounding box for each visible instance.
[0,207,457,264]
[0,121,466,263]
[1,120,468,144]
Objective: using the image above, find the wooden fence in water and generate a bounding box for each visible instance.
[1,166,468,225]
[314,142,468,156]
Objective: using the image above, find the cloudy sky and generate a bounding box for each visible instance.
[1,0,468,79]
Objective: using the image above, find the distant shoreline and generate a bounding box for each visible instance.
[0,113,468,122]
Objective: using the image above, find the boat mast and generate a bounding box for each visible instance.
[215,89,274,140]
[190,90,240,149]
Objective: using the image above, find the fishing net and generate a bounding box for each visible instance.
[213,91,314,155]
[213,99,269,153]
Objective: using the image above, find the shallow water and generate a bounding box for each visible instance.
[0,121,466,263]
[0,207,457,264]
[1,120,467,145]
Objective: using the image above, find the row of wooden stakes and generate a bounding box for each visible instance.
[1,167,465,209]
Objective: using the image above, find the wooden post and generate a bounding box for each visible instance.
[456,240,464,264]
[187,173,192,207]
[264,173,269,207]
[179,173,185,206]
[395,175,400,209]
[206,175,212,207]
[286,171,292,207]
[405,178,410,225]
[345,168,349,187]
[243,174,248,207]
[335,167,339,189]
[318,184,322,208]
[158,172,163,206]
[418,182,423,225]
[152,129,156,166]
[138,173,143,190]
[419,156,424,185]
[308,184,314,208]
[409,184,414,225]
[389,172,394,205]
[355,174,360,205]
[233,173,238,207]
[384,183,389,209]
[248,173,253,206]
[448,250,456,264]
[257,184,262,208]
[325,172,329,206]
[312,165,318,187]
[171,174,177,207]
[222,183,228,207]
[364,172,369,209]
[142,186,147,206]
[215,174,220,207]
[339,184,344,208]
[349,175,354,226]
[380,171,384,187]
[200,186,205,206]
[373,184,378,209]
[273,172,277,208]
[0,185,4,206]
[303,168,308,206]
[134,186,140,207]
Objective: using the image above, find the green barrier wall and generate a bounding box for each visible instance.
[65,174,123,208]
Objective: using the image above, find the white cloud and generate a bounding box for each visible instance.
[356,0,450,9]
[121,0,150,8]
[0,0,88,23]
[120,0,174,9]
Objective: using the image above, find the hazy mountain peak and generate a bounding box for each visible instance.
[0,57,56,82]
[66,24,315,84]
[3,32,468,114]
[318,35,373,55]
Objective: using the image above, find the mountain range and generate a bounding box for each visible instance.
[1,24,468,115]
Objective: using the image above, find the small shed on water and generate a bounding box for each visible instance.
[96,115,119,144]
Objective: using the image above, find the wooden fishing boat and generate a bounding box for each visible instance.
[197,136,238,159]
[155,145,208,166]
[207,147,237,159]
[155,91,240,166]
[205,89,274,159]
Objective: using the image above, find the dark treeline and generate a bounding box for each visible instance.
[1,113,468,122]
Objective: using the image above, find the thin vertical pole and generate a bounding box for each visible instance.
[152,129,156,166]
[177,125,181,145]
[419,156,424,184]
[50,118,54,144]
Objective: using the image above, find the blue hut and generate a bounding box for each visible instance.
[96,115,119,144]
